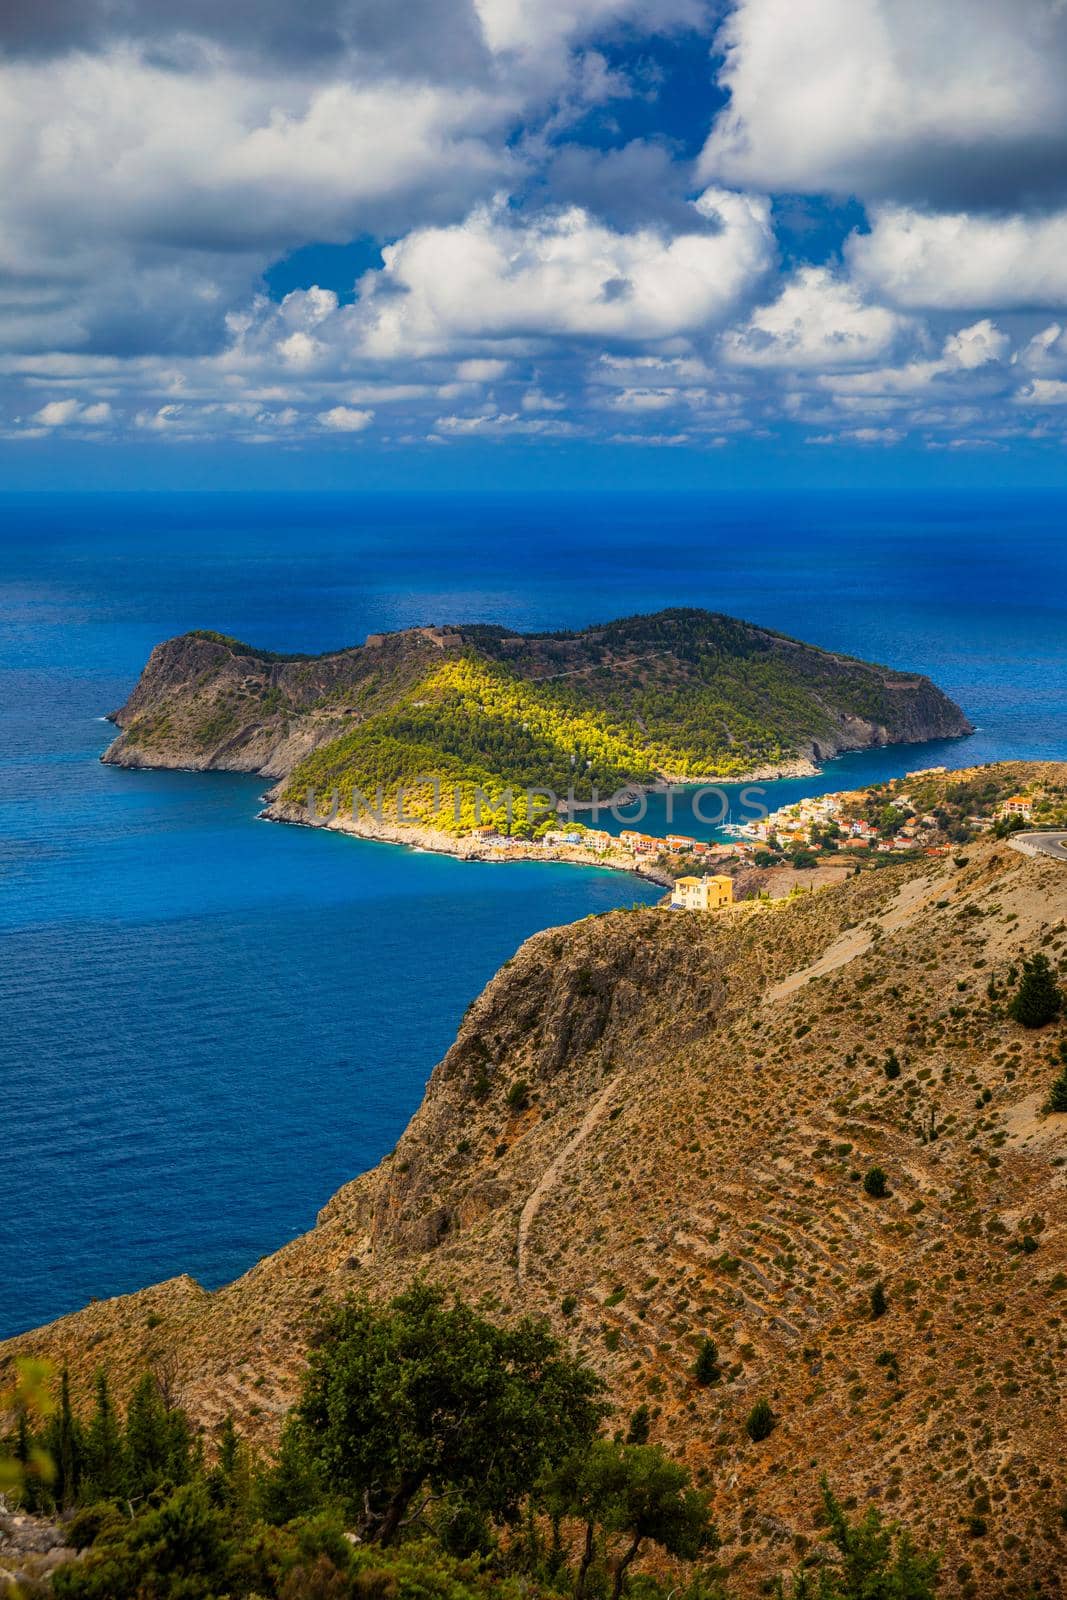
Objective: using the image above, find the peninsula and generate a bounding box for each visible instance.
[102,610,973,851]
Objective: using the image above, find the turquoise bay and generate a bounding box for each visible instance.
[2,489,1065,1336]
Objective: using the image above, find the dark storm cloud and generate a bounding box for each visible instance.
[0,0,491,81]
[532,140,720,232]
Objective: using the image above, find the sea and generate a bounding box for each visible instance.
[2,489,1065,1337]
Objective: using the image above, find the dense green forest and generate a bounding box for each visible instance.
[1,1288,938,1600]
[284,658,659,834]
[282,617,929,834]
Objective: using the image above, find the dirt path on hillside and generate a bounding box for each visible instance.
[764,872,946,1004]
[516,1078,620,1285]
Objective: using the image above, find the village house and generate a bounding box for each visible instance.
[620,830,658,854]
[670,874,734,912]
[582,829,612,851]
[665,833,698,852]
[998,795,1033,820]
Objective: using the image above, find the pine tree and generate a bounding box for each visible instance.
[1047,1064,1067,1114]
[1009,954,1063,1028]
[84,1371,126,1501]
[693,1337,720,1386]
[257,1420,322,1525]
[126,1374,170,1498]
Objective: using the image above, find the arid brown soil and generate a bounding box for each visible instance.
[4,767,1066,1597]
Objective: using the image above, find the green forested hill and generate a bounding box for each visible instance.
[104,609,973,833]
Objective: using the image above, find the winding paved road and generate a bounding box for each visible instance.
[1008,831,1067,864]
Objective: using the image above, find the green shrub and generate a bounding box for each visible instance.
[1046,1063,1067,1114]
[745,1400,776,1442]
[506,1080,531,1112]
[863,1167,889,1199]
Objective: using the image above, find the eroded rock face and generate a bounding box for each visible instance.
[352,914,730,1259]
[103,628,447,777]
[0,1501,82,1588]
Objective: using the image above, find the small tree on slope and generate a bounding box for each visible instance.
[1047,1062,1067,1114]
[545,1440,713,1600]
[1009,954,1063,1028]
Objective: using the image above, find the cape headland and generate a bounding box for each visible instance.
[101,609,974,853]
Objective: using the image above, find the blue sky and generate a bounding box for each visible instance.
[5,0,1067,488]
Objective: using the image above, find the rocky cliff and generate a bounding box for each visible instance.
[6,764,1065,1597]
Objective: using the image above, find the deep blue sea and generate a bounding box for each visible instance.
[2,490,1065,1337]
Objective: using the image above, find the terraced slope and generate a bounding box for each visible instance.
[6,765,1065,1597]
[102,612,972,832]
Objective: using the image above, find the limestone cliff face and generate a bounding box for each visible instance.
[103,627,450,778]
[318,914,730,1259]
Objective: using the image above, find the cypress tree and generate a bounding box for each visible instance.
[1009,955,1063,1028]
[1047,1065,1067,1114]
[14,1411,39,1511]
[85,1371,126,1501]
[50,1367,81,1507]
[745,1399,776,1442]
[218,1413,239,1479]
[126,1374,170,1498]
[693,1337,720,1386]
[870,1280,888,1319]
[625,1405,651,1445]
[165,1406,194,1487]
[863,1166,889,1199]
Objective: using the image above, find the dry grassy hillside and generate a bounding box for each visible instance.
[4,778,1066,1596]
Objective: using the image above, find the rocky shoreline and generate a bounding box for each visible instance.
[260,798,677,888]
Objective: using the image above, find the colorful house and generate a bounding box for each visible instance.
[620,830,658,854]
[583,829,612,851]
[670,874,734,912]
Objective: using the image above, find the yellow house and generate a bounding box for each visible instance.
[670,874,733,911]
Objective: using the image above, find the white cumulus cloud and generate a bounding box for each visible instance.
[317,405,375,431]
[722,267,913,368]
[700,0,1067,210]
[849,206,1067,310]
[353,189,775,358]
[32,397,112,426]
